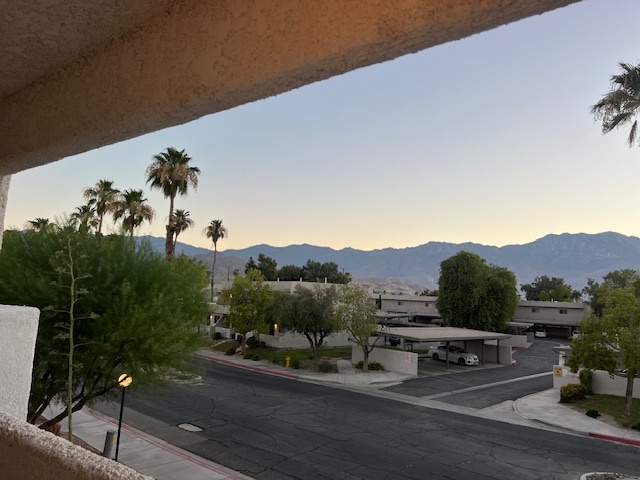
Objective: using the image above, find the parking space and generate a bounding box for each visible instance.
[383,338,562,402]
[417,356,505,378]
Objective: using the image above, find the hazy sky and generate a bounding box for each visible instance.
[6,0,640,252]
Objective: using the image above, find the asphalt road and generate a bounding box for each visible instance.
[96,347,640,480]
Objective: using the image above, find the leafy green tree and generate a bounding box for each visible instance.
[420,288,439,296]
[82,179,120,235]
[583,270,640,317]
[334,283,378,371]
[113,189,155,237]
[567,286,640,418]
[245,257,258,274]
[279,285,338,360]
[437,251,518,331]
[221,269,272,354]
[0,229,209,427]
[277,264,303,281]
[520,275,580,302]
[302,260,351,284]
[203,219,228,302]
[591,61,640,148]
[146,147,200,261]
[257,253,278,281]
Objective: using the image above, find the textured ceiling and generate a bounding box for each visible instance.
[0,0,174,97]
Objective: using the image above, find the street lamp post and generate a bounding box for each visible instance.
[115,373,132,462]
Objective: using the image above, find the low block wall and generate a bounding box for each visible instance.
[0,413,150,480]
[351,346,418,377]
[552,367,640,397]
[261,331,352,349]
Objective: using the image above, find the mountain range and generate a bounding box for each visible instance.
[141,232,640,294]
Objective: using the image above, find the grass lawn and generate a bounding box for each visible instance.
[210,340,352,371]
[571,394,640,429]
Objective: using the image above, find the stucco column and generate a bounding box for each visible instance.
[0,176,40,421]
[0,174,10,249]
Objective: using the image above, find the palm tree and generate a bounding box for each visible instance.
[172,209,194,252]
[203,219,228,302]
[591,61,640,147]
[113,189,155,237]
[146,147,200,261]
[82,179,121,235]
[25,217,54,232]
[70,204,98,234]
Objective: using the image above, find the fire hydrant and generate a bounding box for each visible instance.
[285,356,291,368]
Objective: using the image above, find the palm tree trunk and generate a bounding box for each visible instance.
[165,196,175,261]
[210,246,218,303]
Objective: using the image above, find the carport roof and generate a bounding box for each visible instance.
[378,326,511,342]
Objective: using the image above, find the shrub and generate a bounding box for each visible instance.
[243,352,255,360]
[579,369,594,394]
[291,358,301,369]
[355,361,384,371]
[213,332,222,340]
[560,383,588,403]
[586,409,601,419]
[317,361,334,373]
[252,355,261,361]
[246,336,260,349]
[224,347,237,356]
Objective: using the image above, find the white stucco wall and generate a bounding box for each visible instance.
[0,305,40,420]
[351,346,418,377]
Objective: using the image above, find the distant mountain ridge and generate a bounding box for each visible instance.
[218,232,640,291]
[137,232,640,292]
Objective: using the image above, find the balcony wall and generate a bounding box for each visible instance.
[0,305,39,420]
[0,413,150,480]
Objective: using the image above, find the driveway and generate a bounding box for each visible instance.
[382,338,566,407]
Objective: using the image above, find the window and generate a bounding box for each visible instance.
[531,308,539,313]
[559,309,568,314]
[397,301,404,306]
[425,302,430,307]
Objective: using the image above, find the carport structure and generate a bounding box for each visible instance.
[378,326,512,368]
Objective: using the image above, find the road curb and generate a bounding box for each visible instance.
[194,352,300,380]
[589,432,640,447]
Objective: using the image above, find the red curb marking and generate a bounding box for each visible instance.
[194,352,300,379]
[589,432,640,447]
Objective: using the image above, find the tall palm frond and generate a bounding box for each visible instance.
[172,209,194,250]
[591,61,640,147]
[146,147,200,260]
[70,204,98,234]
[82,179,121,234]
[25,217,54,233]
[113,189,155,237]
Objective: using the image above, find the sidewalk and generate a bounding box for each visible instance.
[51,349,640,480]
[45,406,252,480]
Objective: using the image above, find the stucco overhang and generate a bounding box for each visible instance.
[0,0,579,175]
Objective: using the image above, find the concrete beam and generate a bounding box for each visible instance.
[0,0,578,175]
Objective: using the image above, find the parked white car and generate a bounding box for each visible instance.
[428,345,479,366]
[534,330,548,338]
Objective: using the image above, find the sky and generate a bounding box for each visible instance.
[5,0,640,252]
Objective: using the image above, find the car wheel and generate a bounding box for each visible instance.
[458,358,465,366]
[432,354,439,361]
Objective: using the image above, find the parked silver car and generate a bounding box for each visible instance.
[429,345,479,366]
